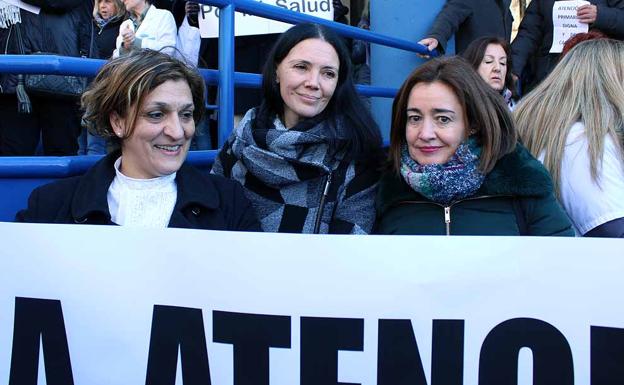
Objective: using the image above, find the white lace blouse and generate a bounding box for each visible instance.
[107,157,178,228]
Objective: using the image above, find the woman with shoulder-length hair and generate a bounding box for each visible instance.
[17,49,259,231]
[515,39,624,237]
[212,22,384,234]
[462,36,517,110]
[93,0,128,59]
[375,56,573,236]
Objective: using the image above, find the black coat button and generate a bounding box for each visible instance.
[191,207,201,216]
[74,217,88,223]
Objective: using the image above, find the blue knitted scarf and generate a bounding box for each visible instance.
[400,138,485,205]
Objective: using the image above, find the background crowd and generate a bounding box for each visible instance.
[2,0,624,237]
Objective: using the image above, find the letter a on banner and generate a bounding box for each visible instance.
[8,297,74,385]
[145,305,211,385]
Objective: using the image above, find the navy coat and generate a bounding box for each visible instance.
[16,152,261,231]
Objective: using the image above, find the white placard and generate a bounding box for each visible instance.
[550,0,590,53]
[1,222,623,384]
[198,0,334,38]
[3,0,39,14]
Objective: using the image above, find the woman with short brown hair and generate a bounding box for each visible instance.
[17,49,259,231]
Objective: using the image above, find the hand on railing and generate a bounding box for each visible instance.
[417,37,439,58]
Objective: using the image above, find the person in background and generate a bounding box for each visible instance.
[514,39,624,237]
[78,0,128,155]
[17,49,259,232]
[418,0,513,56]
[559,29,608,57]
[212,23,383,234]
[375,56,573,236]
[462,36,517,110]
[0,0,91,156]
[94,0,127,60]
[511,0,624,94]
[113,0,177,58]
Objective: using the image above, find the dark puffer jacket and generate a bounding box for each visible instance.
[0,0,92,93]
[426,0,513,54]
[375,144,574,236]
[511,0,624,92]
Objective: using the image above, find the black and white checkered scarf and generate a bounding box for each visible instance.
[212,107,378,234]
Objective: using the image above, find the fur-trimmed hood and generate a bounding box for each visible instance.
[377,143,555,214]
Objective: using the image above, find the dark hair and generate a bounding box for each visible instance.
[389,56,517,173]
[561,30,608,58]
[81,49,205,142]
[462,36,516,97]
[259,22,382,163]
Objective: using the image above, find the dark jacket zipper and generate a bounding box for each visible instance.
[313,173,332,234]
[397,194,511,236]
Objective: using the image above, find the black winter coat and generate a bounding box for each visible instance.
[0,0,92,93]
[426,0,513,54]
[511,0,624,92]
[16,152,261,231]
[93,17,124,60]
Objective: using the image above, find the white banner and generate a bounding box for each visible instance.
[550,0,590,53]
[198,0,334,38]
[1,222,623,384]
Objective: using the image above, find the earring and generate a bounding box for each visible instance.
[469,129,477,135]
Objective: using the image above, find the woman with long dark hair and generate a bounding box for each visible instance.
[212,23,383,234]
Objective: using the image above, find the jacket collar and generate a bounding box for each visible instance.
[71,151,220,224]
[477,143,553,197]
[71,152,117,223]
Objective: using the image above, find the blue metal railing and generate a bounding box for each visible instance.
[197,0,434,145]
[0,0,432,148]
[0,2,436,221]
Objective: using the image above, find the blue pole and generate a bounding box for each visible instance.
[218,3,235,147]
[196,0,434,56]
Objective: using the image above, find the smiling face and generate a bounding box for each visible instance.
[275,38,339,128]
[405,81,468,165]
[98,0,118,19]
[111,79,195,179]
[477,43,507,91]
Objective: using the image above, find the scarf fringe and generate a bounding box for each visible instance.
[0,4,20,28]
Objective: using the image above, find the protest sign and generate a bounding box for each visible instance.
[1,222,623,384]
[197,0,333,38]
[550,0,590,53]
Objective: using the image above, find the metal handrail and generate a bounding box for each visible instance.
[195,0,434,145]
[0,1,431,151]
